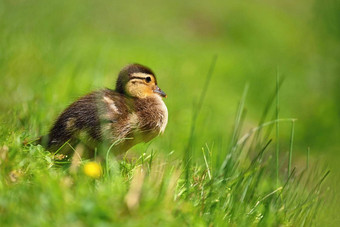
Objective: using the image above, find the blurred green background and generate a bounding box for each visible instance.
[1,0,339,224]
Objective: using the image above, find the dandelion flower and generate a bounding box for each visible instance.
[84,162,102,179]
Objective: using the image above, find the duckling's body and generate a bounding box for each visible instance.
[46,64,168,156]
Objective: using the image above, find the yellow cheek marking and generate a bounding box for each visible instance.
[143,86,154,96]
[126,80,155,99]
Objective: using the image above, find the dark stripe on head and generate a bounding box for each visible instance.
[130,76,148,80]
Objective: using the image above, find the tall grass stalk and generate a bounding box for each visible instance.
[202,147,212,180]
[105,138,125,177]
[237,118,296,146]
[220,83,248,174]
[184,55,217,192]
[276,69,280,186]
[307,147,310,169]
[288,120,296,176]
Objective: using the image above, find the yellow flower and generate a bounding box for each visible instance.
[83,161,102,179]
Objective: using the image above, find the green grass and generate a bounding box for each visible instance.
[0,84,329,225]
[0,0,339,225]
[0,61,329,225]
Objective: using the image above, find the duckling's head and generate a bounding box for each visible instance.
[116,64,167,99]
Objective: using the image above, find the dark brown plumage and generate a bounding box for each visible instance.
[45,64,168,157]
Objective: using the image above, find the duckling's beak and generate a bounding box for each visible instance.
[154,86,167,98]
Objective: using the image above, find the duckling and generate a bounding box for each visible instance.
[45,64,168,157]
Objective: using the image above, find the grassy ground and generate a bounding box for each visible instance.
[1,0,339,225]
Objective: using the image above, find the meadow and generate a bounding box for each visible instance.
[0,0,339,226]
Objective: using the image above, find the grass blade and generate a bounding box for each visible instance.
[276,69,280,186]
[288,120,296,176]
[184,55,217,193]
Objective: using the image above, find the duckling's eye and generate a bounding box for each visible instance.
[145,77,151,83]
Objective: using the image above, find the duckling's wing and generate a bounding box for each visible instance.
[97,89,135,141]
[47,91,103,149]
[47,89,135,151]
